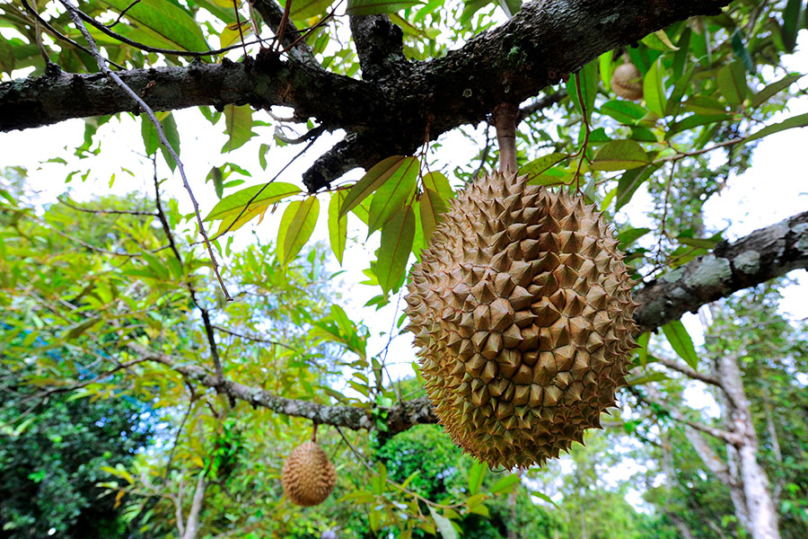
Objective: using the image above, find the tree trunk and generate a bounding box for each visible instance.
[717,353,781,539]
[181,472,208,539]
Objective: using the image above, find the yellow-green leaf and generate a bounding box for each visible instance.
[328,191,348,265]
[643,58,667,117]
[662,320,699,370]
[279,196,320,265]
[377,205,415,293]
[221,105,254,153]
[347,0,422,16]
[590,140,650,171]
[717,61,747,108]
[420,188,448,241]
[204,182,300,221]
[522,152,569,177]
[422,171,454,199]
[368,157,419,234]
[340,156,411,218]
[745,112,808,143]
[97,0,209,52]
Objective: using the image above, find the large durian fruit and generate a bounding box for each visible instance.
[281,441,337,506]
[404,172,638,469]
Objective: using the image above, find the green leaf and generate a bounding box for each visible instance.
[429,507,458,539]
[617,227,650,248]
[328,191,348,265]
[489,473,520,494]
[590,140,650,171]
[684,95,727,116]
[289,0,334,19]
[468,461,487,495]
[522,153,568,177]
[0,38,15,75]
[643,57,667,117]
[671,27,691,79]
[279,196,319,265]
[662,320,699,370]
[782,0,803,53]
[627,372,670,385]
[158,113,180,171]
[567,60,598,123]
[377,205,415,294]
[205,182,300,221]
[221,105,254,153]
[420,188,448,241]
[97,0,209,52]
[346,0,422,16]
[717,61,747,108]
[668,114,732,137]
[751,73,805,108]
[340,156,414,218]
[368,157,419,234]
[636,332,650,367]
[207,167,224,199]
[600,100,649,125]
[140,115,159,157]
[615,165,659,211]
[422,171,454,199]
[258,143,271,170]
[745,112,808,143]
[730,28,754,74]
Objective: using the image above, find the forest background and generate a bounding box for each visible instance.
[1,0,808,538]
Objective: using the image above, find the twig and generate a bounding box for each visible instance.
[656,162,676,265]
[151,159,226,385]
[164,389,197,480]
[211,325,296,350]
[335,427,467,510]
[59,197,156,216]
[59,0,231,300]
[572,72,591,192]
[72,4,263,57]
[19,0,125,69]
[105,0,141,28]
[209,134,320,242]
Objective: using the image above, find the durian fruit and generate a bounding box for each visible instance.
[611,62,644,100]
[282,441,337,506]
[404,172,638,469]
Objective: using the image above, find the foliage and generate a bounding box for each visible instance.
[0,351,153,538]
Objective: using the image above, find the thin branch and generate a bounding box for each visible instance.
[151,160,226,384]
[58,197,156,216]
[655,356,725,388]
[106,0,141,28]
[59,0,231,301]
[633,387,742,445]
[19,0,125,70]
[517,90,567,122]
[211,325,297,350]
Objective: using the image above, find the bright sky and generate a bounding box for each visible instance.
[1,24,806,513]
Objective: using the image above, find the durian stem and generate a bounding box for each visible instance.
[311,422,318,442]
[493,103,519,174]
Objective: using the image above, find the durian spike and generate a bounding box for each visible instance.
[493,103,520,174]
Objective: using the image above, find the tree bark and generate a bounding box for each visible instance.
[716,353,781,539]
[181,472,208,539]
[0,0,732,190]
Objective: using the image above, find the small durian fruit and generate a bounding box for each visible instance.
[404,172,638,469]
[611,62,644,100]
[282,441,337,506]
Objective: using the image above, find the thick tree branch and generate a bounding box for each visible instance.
[633,210,808,332]
[133,344,438,433]
[2,0,730,187]
[349,14,407,82]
